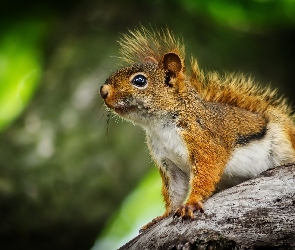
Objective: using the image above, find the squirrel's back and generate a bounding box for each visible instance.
[190,58,292,119]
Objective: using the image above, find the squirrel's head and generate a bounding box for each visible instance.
[100,27,188,125]
[100,51,186,124]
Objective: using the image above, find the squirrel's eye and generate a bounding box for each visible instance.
[131,74,148,88]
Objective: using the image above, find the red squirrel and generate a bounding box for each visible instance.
[100,27,295,229]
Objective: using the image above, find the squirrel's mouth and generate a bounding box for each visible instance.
[105,102,138,115]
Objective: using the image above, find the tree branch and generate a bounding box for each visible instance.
[119,164,295,250]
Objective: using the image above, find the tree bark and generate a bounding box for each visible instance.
[119,164,295,250]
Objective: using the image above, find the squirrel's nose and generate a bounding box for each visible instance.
[100,85,110,99]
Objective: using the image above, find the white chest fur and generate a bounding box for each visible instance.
[145,123,190,174]
[145,122,190,209]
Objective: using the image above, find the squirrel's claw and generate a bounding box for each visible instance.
[173,201,204,220]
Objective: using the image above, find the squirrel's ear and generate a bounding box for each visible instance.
[161,52,183,75]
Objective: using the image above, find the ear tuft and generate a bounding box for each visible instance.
[144,56,158,63]
[162,53,183,75]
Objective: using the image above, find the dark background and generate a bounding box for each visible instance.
[0,0,295,249]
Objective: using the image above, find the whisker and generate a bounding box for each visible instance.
[106,111,111,140]
[88,69,99,83]
[99,112,105,124]
[99,101,105,108]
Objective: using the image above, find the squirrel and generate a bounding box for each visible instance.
[100,27,295,230]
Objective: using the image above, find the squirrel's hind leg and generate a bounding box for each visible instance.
[141,159,190,230]
[140,214,167,232]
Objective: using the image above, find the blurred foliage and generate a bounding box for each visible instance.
[0,0,294,250]
[182,0,295,31]
[93,169,163,250]
[0,20,46,131]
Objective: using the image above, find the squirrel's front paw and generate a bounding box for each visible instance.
[173,201,204,220]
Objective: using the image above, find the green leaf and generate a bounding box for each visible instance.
[0,19,47,131]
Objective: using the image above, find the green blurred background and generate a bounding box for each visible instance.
[0,0,295,249]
